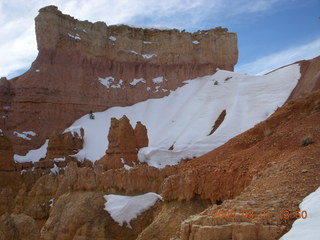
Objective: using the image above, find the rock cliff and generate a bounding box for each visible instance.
[0,131,15,171]
[96,115,148,170]
[0,5,238,154]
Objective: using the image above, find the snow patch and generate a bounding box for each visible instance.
[192,40,200,44]
[130,50,138,55]
[14,140,48,163]
[50,164,59,175]
[98,76,115,88]
[280,187,320,240]
[109,36,117,41]
[35,69,40,72]
[2,106,10,110]
[104,193,163,228]
[120,158,132,170]
[70,149,86,162]
[53,157,66,162]
[142,54,157,59]
[130,78,146,86]
[154,86,160,92]
[111,79,123,89]
[146,87,151,91]
[152,77,164,84]
[13,131,37,141]
[49,199,54,208]
[143,41,152,44]
[68,33,81,40]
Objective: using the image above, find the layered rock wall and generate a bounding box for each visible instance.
[0,5,238,154]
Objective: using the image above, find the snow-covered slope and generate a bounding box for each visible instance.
[104,192,163,228]
[280,187,320,240]
[15,64,300,167]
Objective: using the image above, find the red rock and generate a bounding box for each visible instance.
[287,56,320,101]
[0,132,15,171]
[0,6,238,155]
[97,115,145,170]
[134,121,149,149]
[45,128,84,161]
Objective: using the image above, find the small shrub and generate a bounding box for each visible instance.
[301,135,314,146]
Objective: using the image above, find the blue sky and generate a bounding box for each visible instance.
[0,0,319,78]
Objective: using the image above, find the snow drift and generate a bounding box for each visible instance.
[15,64,301,167]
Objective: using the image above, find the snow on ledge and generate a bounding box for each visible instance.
[280,187,320,240]
[192,40,200,44]
[104,192,163,228]
[142,54,157,59]
[152,76,165,84]
[130,78,146,86]
[13,131,37,141]
[64,125,83,138]
[109,36,117,41]
[14,140,48,163]
[68,33,81,40]
[98,76,114,88]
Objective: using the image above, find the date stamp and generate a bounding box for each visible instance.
[211,210,308,220]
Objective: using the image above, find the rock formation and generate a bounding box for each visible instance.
[45,128,84,161]
[0,131,15,171]
[0,213,40,240]
[134,121,149,149]
[0,90,318,239]
[287,56,320,100]
[0,5,238,154]
[96,115,148,170]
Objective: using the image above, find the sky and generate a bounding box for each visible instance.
[0,0,319,78]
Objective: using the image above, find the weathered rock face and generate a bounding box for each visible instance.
[45,128,84,161]
[134,121,149,149]
[287,56,320,101]
[0,5,238,155]
[0,213,39,240]
[96,115,148,170]
[176,90,320,239]
[40,191,162,240]
[0,131,15,171]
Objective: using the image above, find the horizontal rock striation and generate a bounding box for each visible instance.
[0,5,238,154]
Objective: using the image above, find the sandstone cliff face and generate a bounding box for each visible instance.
[134,121,149,149]
[0,131,15,171]
[96,115,148,170]
[288,56,320,100]
[0,5,238,154]
[45,128,84,161]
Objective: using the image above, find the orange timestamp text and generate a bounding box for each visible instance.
[211,210,308,220]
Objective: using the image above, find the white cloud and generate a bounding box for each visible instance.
[236,38,320,75]
[0,0,286,78]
